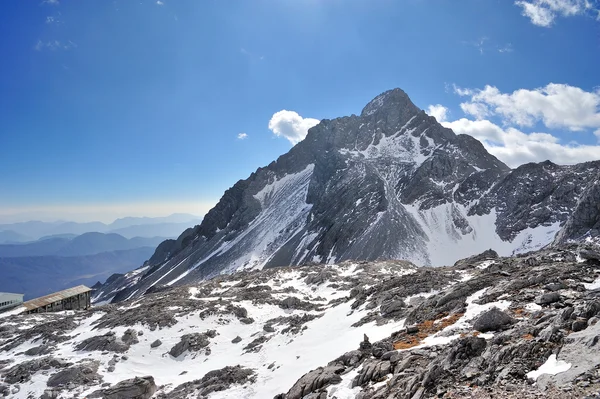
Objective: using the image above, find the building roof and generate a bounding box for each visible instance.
[0,292,23,296]
[23,285,91,311]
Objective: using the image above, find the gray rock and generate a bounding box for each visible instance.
[169,332,212,358]
[231,336,242,344]
[24,345,53,357]
[380,300,404,317]
[121,329,139,346]
[46,361,101,388]
[75,332,129,353]
[150,339,162,348]
[572,319,589,332]
[167,366,256,398]
[536,292,562,305]
[472,308,514,332]
[284,365,345,399]
[89,376,156,399]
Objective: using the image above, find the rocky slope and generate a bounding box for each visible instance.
[92,88,600,304]
[3,242,600,398]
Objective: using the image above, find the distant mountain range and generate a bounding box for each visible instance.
[0,232,166,257]
[0,221,200,299]
[0,213,202,243]
[0,247,155,299]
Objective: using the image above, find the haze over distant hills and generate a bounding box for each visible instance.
[0,232,166,257]
[0,213,202,243]
[0,214,202,299]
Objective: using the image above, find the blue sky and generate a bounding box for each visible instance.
[0,0,599,222]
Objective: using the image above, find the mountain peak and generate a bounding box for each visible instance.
[360,88,418,118]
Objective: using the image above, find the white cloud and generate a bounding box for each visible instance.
[237,133,248,140]
[498,43,514,53]
[515,0,594,27]
[268,110,320,145]
[156,0,164,5]
[444,118,600,167]
[426,104,449,122]
[455,83,600,132]
[42,0,59,5]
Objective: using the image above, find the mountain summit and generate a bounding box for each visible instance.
[95,89,600,303]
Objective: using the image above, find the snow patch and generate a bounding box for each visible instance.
[526,354,571,380]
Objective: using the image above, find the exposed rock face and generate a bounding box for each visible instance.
[94,89,600,304]
[75,332,130,353]
[163,366,256,398]
[5,243,600,398]
[281,365,345,399]
[472,308,514,332]
[89,375,156,399]
[169,332,214,358]
[554,172,600,243]
[46,361,102,389]
[2,357,71,384]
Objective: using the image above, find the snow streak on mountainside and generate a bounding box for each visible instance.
[94,88,600,304]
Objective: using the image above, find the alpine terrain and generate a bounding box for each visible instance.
[2,88,600,399]
[93,88,600,304]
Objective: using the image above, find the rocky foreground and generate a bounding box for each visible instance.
[2,242,600,398]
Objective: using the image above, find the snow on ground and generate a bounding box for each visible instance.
[525,302,543,312]
[526,354,572,380]
[584,277,600,290]
[326,368,362,399]
[404,204,561,266]
[0,262,415,399]
[410,287,511,350]
[477,260,495,270]
[0,306,26,319]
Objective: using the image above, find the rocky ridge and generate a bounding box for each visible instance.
[93,88,600,304]
[3,241,600,397]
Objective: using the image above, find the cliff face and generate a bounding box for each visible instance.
[92,88,599,304]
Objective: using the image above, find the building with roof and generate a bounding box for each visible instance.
[23,285,92,314]
[0,292,24,312]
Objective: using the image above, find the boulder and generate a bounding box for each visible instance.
[169,333,211,358]
[167,366,256,397]
[284,365,345,399]
[535,292,561,305]
[473,308,514,332]
[150,340,162,348]
[89,376,156,399]
[46,361,101,388]
[75,332,129,353]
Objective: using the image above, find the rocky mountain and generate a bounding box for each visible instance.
[3,243,600,398]
[93,88,600,304]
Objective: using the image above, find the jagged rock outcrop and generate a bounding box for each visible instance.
[93,88,600,304]
[89,376,156,399]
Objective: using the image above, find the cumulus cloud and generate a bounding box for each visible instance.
[440,82,600,167]
[156,0,164,5]
[455,83,600,132]
[237,133,248,140]
[268,110,320,145]
[515,0,595,27]
[444,118,600,167]
[426,104,449,122]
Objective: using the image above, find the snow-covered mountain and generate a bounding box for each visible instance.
[3,243,600,398]
[95,88,600,304]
